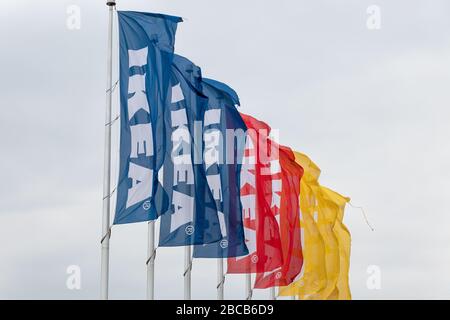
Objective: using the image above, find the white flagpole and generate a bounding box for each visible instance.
[100,0,115,300]
[245,274,252,300]
[217,258,224,300]
[146,221,156,299]
[184,246,192,299]
[270,287,276,300]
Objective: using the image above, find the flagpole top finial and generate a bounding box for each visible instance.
[106,1,116,6]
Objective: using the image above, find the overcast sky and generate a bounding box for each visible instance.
[1,0,450,300]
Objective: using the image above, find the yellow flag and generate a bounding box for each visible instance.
[279,152,326,299]
[321,187,352,300]
[278,152,351,300]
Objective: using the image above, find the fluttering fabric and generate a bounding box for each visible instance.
[113,10,352,298]
[318,186,352,300]
[114,11,182,225]
[227,114,283,274]
[157,55,223,246]
[193,78,248,258]
[278,152,351,300]
[278,152,326,299]
[254,146,303,289]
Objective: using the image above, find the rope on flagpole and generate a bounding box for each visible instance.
[217,261,225,300]
[100,226,112,245]
[184,246,192,300]
[183,257,193,277]
[145,247,158,266]
[104,80,120,127]
[105,115,120,127]
[102,187,116,201]
[216,273,226,289]
[106,79,119,93]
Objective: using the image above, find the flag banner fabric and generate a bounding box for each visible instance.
[158,55,223,246]
[227,114,283,274]
[311,186,349,299]
[320,187,352,300]
[114,11,182,225]
[278,152,327,299]
[278,152,351,300]
[254,146,304,289]
[202,78,240,106]
[193,78,248,258]
[112,10,353,298]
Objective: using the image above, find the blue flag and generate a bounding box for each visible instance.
[157,55,223,246]
[114,12,182,225]
[193,78,249,258]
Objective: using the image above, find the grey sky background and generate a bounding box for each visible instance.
[1,0,450,299]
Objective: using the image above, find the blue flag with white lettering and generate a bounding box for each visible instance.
[193,78,249,258]
[158,55,223,246]
[114,12,182,225]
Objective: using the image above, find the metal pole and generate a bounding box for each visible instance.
[184,246,192,300]
[100,0,115,300]
[246,274,252,300]
[217,258,224,300]
[146,221,155,300]
[270,287,276,300]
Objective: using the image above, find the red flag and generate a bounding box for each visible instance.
[254,145,304,288]
[227,113,283,274]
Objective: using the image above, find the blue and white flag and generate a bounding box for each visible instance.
[158,55,223,246]
[114,12,182,225]
[193,78,249,258]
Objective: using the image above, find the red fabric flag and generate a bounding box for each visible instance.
[254,145,304,288]
[227,113,283,274]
